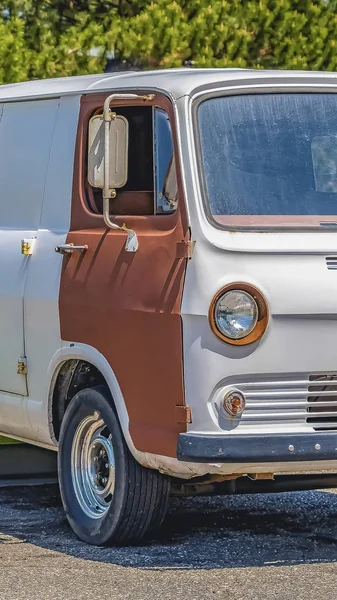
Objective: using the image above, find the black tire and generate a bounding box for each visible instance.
[58,385,170,546]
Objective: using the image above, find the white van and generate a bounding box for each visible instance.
[1,68,337,545]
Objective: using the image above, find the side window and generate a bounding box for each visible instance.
[0,99,59,229]
[86,104,178,216]
[153,108,178,214]
[86,105,154,216]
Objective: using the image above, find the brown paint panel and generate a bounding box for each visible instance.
[59,93,189,457]
[90,190,154,216]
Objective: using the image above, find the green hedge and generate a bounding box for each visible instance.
[1,1,337,83]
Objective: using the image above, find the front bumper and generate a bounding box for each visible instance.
[177,432,337,463]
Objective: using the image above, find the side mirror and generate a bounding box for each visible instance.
[86,92,154,252]
[88,112,129,190]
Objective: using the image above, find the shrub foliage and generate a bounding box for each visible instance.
[1,0,337,83]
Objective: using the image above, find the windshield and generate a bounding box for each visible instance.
[198,93,337,228]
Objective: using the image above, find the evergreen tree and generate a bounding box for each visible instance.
[1,0,337,84]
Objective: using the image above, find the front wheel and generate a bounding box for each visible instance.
[58,385,170,545]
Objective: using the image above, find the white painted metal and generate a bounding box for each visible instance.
[2,69,337,103]
[178,83,337,458]
[0,95,79,440]
[0,99,58,396]
[24,95,80,442]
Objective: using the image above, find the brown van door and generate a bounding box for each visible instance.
[59,93,190,458]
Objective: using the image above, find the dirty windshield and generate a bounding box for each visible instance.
[198,93,337,228]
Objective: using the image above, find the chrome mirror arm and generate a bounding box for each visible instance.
[103,93,155,253]
[102,195,138,253]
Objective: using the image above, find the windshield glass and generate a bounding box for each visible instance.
[198,93,337,228]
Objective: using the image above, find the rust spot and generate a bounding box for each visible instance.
[175,405,192,424]
[176,240,195,259]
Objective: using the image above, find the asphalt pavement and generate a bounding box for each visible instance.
[0,483,336,599]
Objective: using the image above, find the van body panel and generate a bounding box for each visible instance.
[0,98,59,397]
[58,93,190,458]
[181,248,337,436]
[0,95,80,441]
[3,69,337,103]
[25,96,81,442]
[0,228,28,396]
[178,84,337,467]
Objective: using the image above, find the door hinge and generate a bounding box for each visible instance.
[17,357,28,375]
[175,405,192,424]
[176,241,195,259]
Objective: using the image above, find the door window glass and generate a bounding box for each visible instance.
[154,108,178,214]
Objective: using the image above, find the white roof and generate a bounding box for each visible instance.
[1,68,337,102]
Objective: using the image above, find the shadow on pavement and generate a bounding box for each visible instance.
[0,484,337,569]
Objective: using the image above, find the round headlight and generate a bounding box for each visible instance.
[214,290,258,340]
[209,283,269,346]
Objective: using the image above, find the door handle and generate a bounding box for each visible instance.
[55,243,88,255]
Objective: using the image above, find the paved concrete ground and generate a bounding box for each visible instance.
[0,484,337,599]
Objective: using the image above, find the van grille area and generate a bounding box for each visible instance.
[326,256,337,270]
[232,374,337,432]
[307,375,337,430]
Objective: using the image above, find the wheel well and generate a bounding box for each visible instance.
[51,359,106,441]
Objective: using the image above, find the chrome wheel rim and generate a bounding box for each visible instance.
[71,411,115,519]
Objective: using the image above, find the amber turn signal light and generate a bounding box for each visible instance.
[223,390,246,417]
